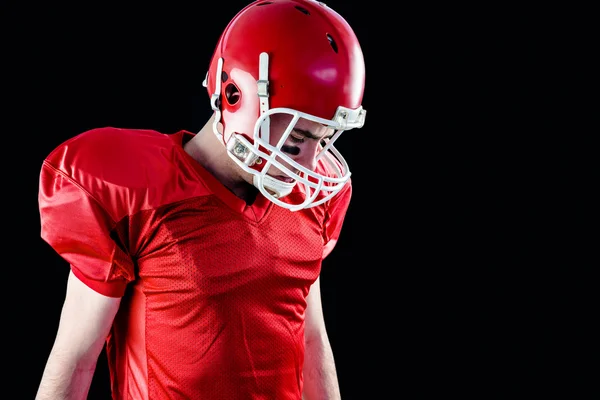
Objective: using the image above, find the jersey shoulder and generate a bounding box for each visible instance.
[42,127,210,217]
[45,127,175,183]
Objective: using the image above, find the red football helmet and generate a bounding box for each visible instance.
[204,0,366,210]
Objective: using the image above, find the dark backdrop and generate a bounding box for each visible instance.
[2,1,587,399]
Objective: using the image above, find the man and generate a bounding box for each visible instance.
[35,0,366,398]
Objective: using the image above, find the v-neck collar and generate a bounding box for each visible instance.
[172,130,273,222]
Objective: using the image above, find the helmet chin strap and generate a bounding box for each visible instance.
[225,132,296,200]
[257,52,271,143]
[253,174,296,199]
[205,53,298,203]
[253,52,297,200]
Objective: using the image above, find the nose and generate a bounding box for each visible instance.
[293,141,319,172]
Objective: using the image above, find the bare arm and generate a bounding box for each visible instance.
[302,276,342,400]
[36,270,122,400]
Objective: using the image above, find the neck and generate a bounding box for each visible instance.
[184,114,257,203]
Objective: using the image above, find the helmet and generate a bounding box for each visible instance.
[204,0,366,211]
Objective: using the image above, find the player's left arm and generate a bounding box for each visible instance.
[302,276,342,400]
[302,180,351,399]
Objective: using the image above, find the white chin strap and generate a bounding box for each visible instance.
[207,53,295,201]
[253,52,296,199]
[253,175,296,199]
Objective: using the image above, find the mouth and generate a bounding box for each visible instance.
[272,175,295,184]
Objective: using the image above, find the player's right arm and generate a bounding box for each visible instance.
[36,128,143,398]
[35,269,121,400]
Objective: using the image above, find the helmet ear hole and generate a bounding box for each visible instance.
[224,83,240,105]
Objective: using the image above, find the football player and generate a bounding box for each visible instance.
[36,1,366,399]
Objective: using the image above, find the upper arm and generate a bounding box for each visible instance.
[52,270,122,364]
[322,182,352,259]
[304,276,328,342]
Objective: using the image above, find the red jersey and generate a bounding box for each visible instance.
[38,127,351,400]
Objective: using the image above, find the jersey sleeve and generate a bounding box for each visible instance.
[322,180,352,259]
[39,161,134,298]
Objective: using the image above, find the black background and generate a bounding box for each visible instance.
[2,1,591,399]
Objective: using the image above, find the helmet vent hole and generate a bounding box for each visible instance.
[295,6,310,15]
[327,34,339,53]
[224,83,240,105]
[221,71,228,82]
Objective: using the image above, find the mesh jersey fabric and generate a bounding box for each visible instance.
[38,127,352,400]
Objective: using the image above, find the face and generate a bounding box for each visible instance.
[263,113,336,183]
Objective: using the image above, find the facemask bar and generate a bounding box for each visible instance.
[250,107,355,210]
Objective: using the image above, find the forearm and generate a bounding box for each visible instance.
[35,349,97,400]
[302,336,341,400]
